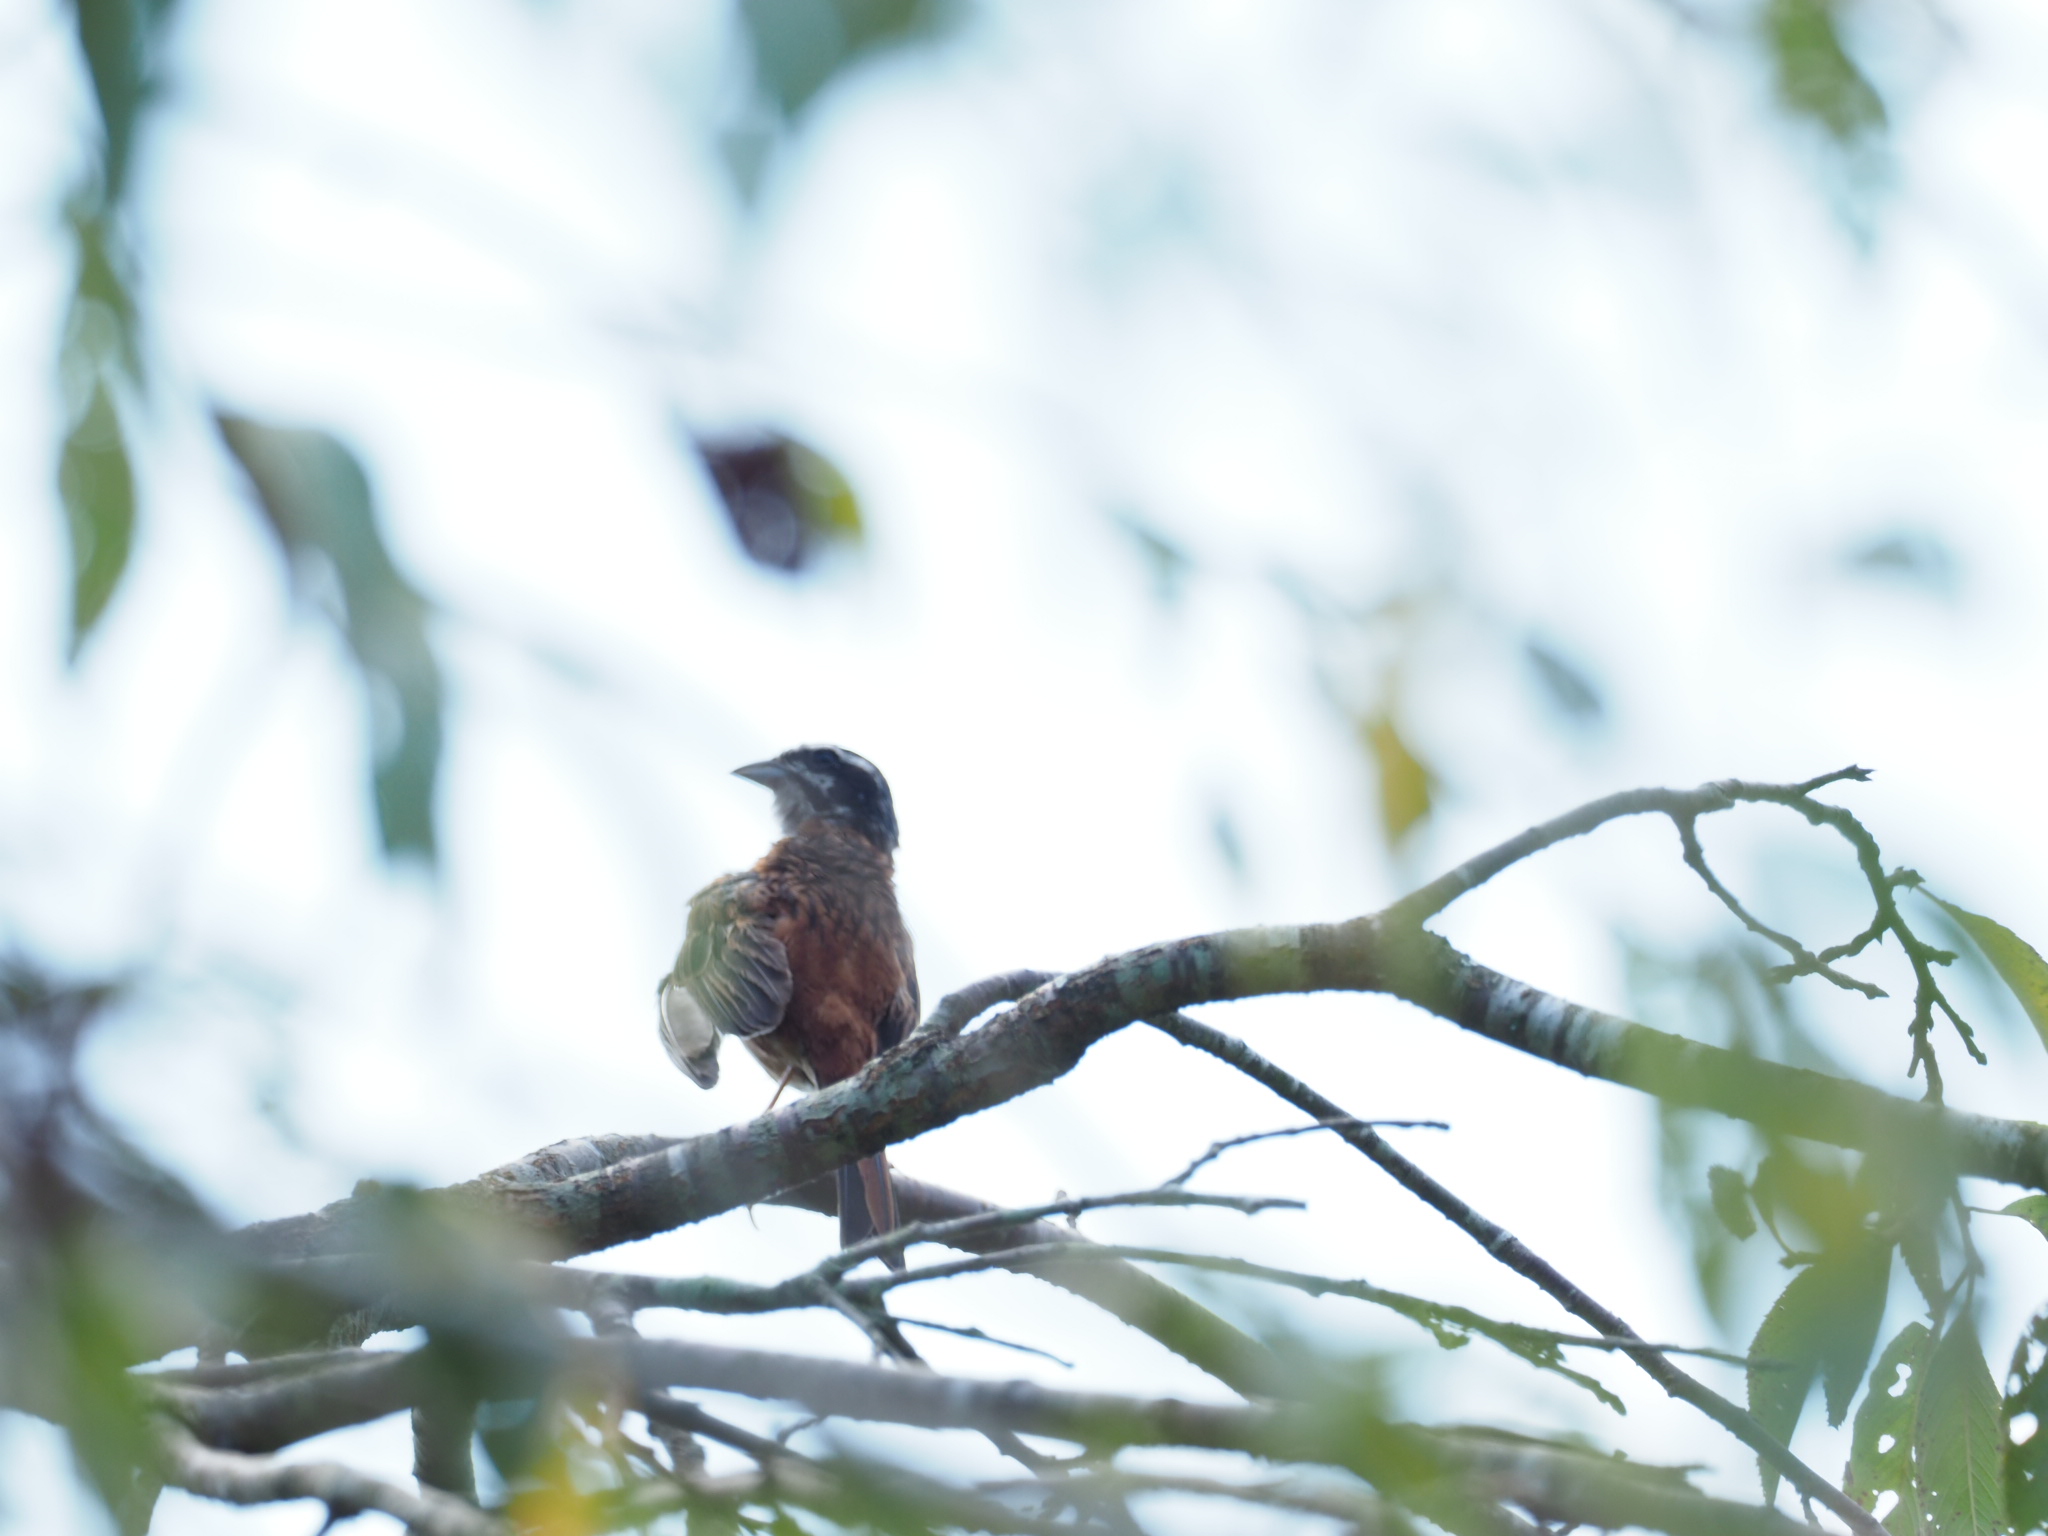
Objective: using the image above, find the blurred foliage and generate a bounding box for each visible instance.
[1523,635,1606,730]
[695,431,866,573]
[725,0,961,195]
[739,0,953,120]
[1928,896,2048,1059]
[216,416,446,863]
[57,208,142,661]
[1360,710,1434,848]
[27,3,2048,1534]
[2007,1316,2048,1534]
[1760,0,1887,146]
[66,0,182,204]
[0,963,213,1530]
[1844,528,1962,600]
[1112,508,1195,610]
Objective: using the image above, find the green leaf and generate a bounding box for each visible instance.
[1932,896,2048,1058]
[1848,1320,1932,1532]
[1918,1315,2006,1536]
[1709,1164,1757,1240]
[1760,0,1886,147]
[66,0,181,202]
[2005,1312,2048,1535]
[739,0,951,121]
[216,414,443,862]
[1749,1236,1894,1499]
[1899,1222,1947,1322]
[1361,712,1433,847]
[1997,1196,2048,1246]
[59,380,134,658]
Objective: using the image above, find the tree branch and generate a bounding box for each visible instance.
[1150,1010,1883,1536]
[156,1420,504,1536]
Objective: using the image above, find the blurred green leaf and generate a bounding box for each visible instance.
[1760,0,1886,147]
[59,381,135,659]
[1997,1196,2048,1245]
[1919,1315,2006,1536]
[1748,1235,1891,1497]
[1709,1165,1757,1240]
[1844,529,1960,599]
[696,431,866,574]
[66,0,181,202]
[1752,1146,1871,1254]
[67,209,142,383]
[739,0,952,121]
[1361,711,1432,847]
[216,415,443,862]
[1113,509,1194,609]
[1899,1221,1946,1320]
[1929,896,2048,1058]
[1849,1320,1933,1530]
[2006,1313,2048,1535]
[1524,637,1604,727]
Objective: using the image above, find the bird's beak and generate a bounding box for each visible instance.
[733,760,789,788]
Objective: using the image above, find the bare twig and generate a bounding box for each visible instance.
[1389,769,1875,929]
[1166,1118,1447,1187]
[1150,1011,1885,1536]
[840,1241,1755,1369]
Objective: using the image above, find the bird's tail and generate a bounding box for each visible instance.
[838,1153,903,1271]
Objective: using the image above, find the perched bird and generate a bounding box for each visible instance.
[657,746,916,1266]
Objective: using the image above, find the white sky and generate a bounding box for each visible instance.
[5,0,2048,1532]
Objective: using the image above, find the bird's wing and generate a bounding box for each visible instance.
[675,871,793,1041]
[875,929,920,1055]
[657,979,720,1088]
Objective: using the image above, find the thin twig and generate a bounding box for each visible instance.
[1149,1011,1886,1536]
[840,1242,1756,1368]
[897,1317,1076,1367]
[1166,1118,1447,1188]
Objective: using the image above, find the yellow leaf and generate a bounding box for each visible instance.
[1361,712,1433,845]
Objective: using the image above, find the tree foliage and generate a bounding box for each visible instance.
[9,2,2039,1534]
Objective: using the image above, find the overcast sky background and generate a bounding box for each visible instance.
[5,1,2048,1532]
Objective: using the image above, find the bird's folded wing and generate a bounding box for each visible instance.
[678,872,793,1040]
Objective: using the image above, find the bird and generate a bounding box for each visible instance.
[657,745,917,1268]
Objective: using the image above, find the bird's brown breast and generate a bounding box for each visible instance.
[740,822,916,1089]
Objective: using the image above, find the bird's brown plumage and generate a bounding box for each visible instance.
[659,747,916,1264]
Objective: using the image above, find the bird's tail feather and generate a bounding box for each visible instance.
[838,1154,902,1271]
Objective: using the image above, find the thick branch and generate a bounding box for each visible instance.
[231,925,2048,1290]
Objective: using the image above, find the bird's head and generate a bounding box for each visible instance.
[734,745,899,851]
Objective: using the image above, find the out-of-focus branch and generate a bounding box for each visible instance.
[152,1350,423,1454]
[148,1331,1822,1536]
[157,1421,504,1536]
[236,1143,1293,1399]
[610,1336,1812,1536]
